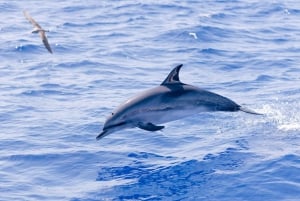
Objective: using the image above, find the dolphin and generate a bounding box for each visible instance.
[97,64,261,140]
[23,10,53,54]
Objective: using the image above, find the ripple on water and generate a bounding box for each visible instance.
[1,0,300,201]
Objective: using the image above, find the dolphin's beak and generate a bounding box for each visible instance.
[96,130,108,140]
[96,121,128,140]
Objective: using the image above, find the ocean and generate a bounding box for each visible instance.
[0,0,300,200]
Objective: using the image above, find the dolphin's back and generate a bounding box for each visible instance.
[162,84,240,112]
[194,88,240,112]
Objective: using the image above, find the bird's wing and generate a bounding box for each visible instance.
[39,31,53,54]
[23,10,42,29]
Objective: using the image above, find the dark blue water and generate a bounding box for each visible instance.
[1,1,300,200]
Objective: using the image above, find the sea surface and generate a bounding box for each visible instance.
[1,0,300,200]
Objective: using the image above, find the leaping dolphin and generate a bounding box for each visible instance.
[23,10,53,54]
[97,64,261,140]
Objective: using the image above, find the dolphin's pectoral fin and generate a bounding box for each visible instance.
[137,122,165,132]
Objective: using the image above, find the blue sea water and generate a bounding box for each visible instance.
[1,0,300,200]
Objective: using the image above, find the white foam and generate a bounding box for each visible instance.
[260,104,300,131]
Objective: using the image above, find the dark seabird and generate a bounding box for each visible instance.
[23,10,53,54]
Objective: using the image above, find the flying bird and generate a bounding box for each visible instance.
[23,10,53,54]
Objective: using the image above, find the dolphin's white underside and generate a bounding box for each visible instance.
[122,98,212,127]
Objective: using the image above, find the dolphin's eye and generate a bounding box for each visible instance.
[111,113,114,116]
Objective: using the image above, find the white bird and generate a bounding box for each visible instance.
[23,10,53,54]
[189,32,198,40]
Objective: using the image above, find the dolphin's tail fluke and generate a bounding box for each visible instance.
[239,106,263,115]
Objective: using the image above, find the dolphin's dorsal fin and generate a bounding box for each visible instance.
[161,64,183,85]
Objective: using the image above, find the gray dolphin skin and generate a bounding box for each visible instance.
[97,64,261,140]
[23,10,53,54]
